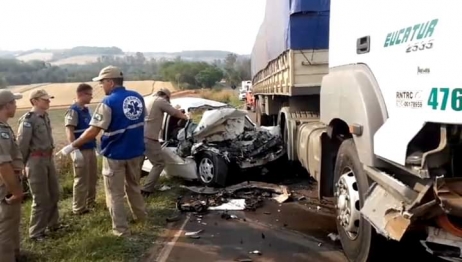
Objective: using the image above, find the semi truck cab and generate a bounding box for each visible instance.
[251,1,462,261]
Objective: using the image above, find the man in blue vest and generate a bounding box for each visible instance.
[64,83,98,215]
[56,66,147,236]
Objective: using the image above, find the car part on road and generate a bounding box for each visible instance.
[177,181,292,213]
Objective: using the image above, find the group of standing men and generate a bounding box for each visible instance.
[0,65,188,262]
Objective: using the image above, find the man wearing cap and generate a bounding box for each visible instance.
[0,90,25,262]
[64,83,98,215]
[17,89,60,241]
[56,66,147,237]
[141,88,188,197]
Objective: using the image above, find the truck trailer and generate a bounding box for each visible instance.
[252,0,462,261]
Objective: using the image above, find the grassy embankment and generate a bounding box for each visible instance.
[12,88,240,261]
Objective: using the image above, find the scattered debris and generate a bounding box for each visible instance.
[158,185,171,191]
[297,196,306,201]
[318,243,322,247]
[185,230,204,236]
[273,186,291,203]
[327,233,340,241]
[264,212,271,215]
[188,235,200,239]
[177,181,292,213]
[316,206,321,211]
[221,213,239,220]
[209,199,246,211]
[249,250,262,256]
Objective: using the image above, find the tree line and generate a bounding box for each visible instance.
[0,52,251,89]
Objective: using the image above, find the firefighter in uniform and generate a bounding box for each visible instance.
[64,83,98,215]
[0,90,24,262]
[141,88,187,196]
[18,89,60,241]
[57,66,147,236]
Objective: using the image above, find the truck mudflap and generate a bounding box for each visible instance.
[361,172,462,242]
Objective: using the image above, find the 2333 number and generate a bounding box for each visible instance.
[406,40,433,53]
[427,87,462,111]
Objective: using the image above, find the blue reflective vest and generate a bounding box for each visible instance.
[99,86,145,160]
[69,104,96,150]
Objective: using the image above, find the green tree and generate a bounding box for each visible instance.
[195,67,224,88]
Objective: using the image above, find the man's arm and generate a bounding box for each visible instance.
[17,116,33,163]
[72,103,111,148]
[64,109,78,143]
[0,137,22,203]
[160,100,188,120]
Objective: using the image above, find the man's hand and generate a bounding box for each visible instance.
[55,144,77,156]
[4,192,23,205]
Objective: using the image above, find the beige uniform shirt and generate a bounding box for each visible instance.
[64,108,79,127]
[0,122,24,187]
[144,96,177,140]
[89,103,112,131]
[17,111,54,162]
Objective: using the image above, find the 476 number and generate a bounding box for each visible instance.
[427,87,462,111]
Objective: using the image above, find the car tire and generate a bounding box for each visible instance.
[334,138,383,262]
[196,151,229,187]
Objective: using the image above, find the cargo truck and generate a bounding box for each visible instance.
[251,0,462,261]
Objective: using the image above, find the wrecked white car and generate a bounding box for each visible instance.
[141,97,285,187]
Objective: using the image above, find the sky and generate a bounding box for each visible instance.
[0,0,266,54]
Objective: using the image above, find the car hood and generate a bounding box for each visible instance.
[143,96,230,112]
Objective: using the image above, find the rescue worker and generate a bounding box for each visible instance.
[0,90,25,262]
[17,89,60,241]
[56,66,147,237]
[64,83,98,215]
[141,88,188,197]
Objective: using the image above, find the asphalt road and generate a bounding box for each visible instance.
[151,199,347,262]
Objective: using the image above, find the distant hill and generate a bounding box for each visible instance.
[0,46,250,66]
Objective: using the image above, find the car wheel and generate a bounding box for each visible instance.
[196,151,229,187]
[334,138,383,262]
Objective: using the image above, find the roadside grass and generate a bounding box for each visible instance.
[198,88,243,108]
[10,108,183,262]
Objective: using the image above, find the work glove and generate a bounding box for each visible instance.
[55,144,77,156]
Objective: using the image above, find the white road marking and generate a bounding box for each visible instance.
[156,214,190,262]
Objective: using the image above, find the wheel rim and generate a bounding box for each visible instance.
[335,168,361,240]
[199,158,214,183]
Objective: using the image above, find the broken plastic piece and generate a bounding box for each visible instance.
[249,250,262,256]
[185,229,204,236]
[327,233,340,241]
[209,199,246,211]
[159,185,171,191]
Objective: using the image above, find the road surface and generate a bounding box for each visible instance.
[150,199,347,262]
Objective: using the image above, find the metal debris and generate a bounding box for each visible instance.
[177,181,291,213]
